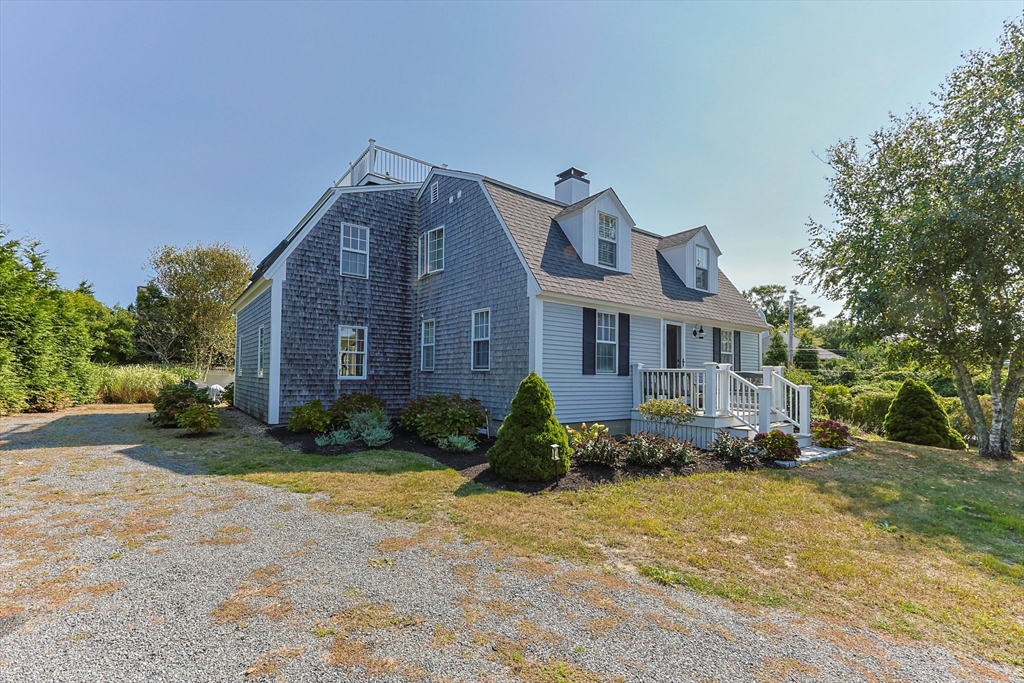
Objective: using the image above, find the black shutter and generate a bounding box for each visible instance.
[713,327,722,363]
[582,308,596,375]
[617,313,630,376]
[734,330,742,371]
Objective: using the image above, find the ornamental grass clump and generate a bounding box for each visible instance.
[884,379,966,450]
[486,372,570,482]
[436,435,477,453]
[349,407,393,447]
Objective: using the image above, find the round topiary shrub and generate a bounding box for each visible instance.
[486,373,571,482]
[883,379,964,450]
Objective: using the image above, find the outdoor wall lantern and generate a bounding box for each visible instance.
[550,444,560,461]
[692,324,705,340]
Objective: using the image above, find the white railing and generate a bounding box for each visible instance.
[632,362,811,435]
[764,366,811,434]
[721,364,759,430]
[335,139,439,187]
[638,368,705,413]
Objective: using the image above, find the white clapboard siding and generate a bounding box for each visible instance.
[740,332,762,372]
[686,328,714,366]
[541,301,659,423]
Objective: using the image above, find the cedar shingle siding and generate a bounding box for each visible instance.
[234,288,271,421]
[413,176,530,423]
[279,188,417,422]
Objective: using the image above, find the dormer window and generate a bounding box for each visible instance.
[696,245,710,290]
[598,213,617,268]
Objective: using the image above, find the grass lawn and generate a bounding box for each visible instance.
[145,409,1024,668]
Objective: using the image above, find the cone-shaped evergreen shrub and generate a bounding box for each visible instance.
[883,379,965,450]
[486,372,571,481]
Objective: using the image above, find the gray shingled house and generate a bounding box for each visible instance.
[231,141,810,446]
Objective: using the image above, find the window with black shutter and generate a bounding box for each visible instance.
[617,313,630,376]
[582,308,596,375]
[733,330,742,372]
[712,327,722,363]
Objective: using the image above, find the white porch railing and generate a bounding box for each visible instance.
[632,362,811,435]
[335,139,440,187]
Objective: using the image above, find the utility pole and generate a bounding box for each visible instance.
[787,294,795,367]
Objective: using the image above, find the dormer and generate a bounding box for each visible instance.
[553,175,634,274]
[657,225,721,294]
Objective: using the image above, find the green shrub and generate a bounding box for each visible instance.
[664,439,697,467]
[811,420,851,448]
[176,403,220,434]
[636,398,695,433]
[28,388,74,413]
[883,379,963,450]
[360,426,394,447]
[851,391,896,434]
[941,396,1024,450]
[315,429,354,448]
[711,432,758,468]
[399,394,487,444]
[222,382,234,406]
[819,384,854,422]
[328,392,382,429]
[486,373,571,482]
[754,430,801,460]
[151,383,214,427]
[437,435,477,453]
[623,432,666,467]
[287,400,331,434]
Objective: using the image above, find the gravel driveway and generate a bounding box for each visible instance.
[1,406,1017,683]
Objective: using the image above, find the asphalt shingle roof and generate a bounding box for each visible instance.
[657,227,704,251]
[483,180,768,330]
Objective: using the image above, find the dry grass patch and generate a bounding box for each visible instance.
[644,613,691,634]
[243,646,305,678]
[198,524,251,546]
[755,656,822,682]
[213,567,293,627]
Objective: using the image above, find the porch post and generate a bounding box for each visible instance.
[703,362,719,416]
[758,385,772,434]
[798,384,812,434]
[762,366,773,387]
[631,363,643,409]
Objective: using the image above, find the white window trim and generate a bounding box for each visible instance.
[597,212,618,269]
[721,328,734,365]
[695,245,710,291]
[471,308,490,372]
[418,226,445,277]
[340,223,369,279]
[236,331,242,377]
[421,319,435,372]
[596,310,617,374]
[338,325,368,380]
[257,326,265,378]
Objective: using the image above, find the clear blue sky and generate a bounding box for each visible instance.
[1,1,1018,317]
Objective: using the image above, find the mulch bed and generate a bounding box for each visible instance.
[266,425,759,494]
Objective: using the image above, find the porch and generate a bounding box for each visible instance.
[630,363,812,449]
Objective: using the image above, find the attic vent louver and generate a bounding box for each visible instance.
[430,182,439,204]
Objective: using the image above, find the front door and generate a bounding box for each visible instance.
[666,324,682,368]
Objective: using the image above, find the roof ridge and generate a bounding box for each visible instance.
[482,177,566,207]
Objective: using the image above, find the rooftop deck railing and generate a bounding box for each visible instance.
[335,139,440,187]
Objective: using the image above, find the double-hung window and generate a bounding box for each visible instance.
[338,326,367,379]
[341,224,369,278]
[257,326,265,378]
[418,227,444,277]
[596,312,617,373]
[696,245,710,290]
[721,329,734,366]
[471,309,490,371]
[421,320,435,371]
[598,213,617,268]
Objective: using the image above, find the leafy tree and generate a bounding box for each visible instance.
[793,332,820,372]
[132,283,183,365]
[764,331,788,366]
[68,281,137,364]
[797,21,1024,459]
[144,242,252,373]
[0,228,96,414]
[487,373,571,481]
[741,284,824,329]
